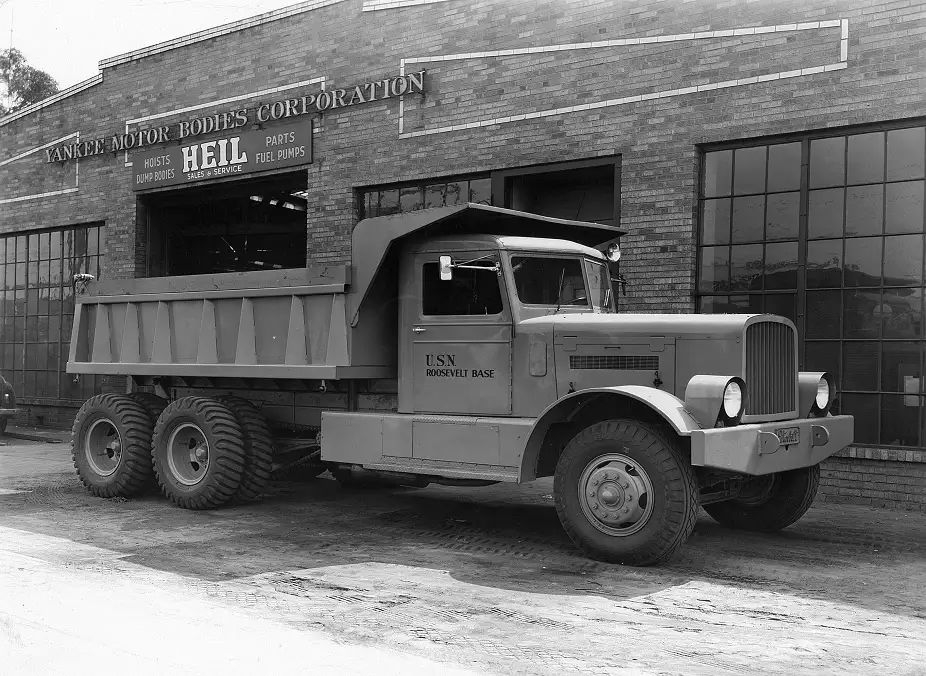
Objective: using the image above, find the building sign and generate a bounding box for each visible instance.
[46,70,425,164]
[132,119,312,190]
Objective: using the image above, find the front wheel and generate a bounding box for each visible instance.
[554,419,698,566]
[703,465,820,532]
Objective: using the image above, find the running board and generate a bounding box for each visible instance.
[363,456,519,482]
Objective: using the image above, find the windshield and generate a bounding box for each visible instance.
[585,259,614,312]
[511,256,587,306]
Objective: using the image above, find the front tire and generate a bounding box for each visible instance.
[151,397,246,509]
[71,394,154,498]
[703,465,820,532]
[554,419,698,566]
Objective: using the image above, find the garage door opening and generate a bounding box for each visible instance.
[142,172,308,277]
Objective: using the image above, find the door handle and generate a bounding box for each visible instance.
[412,327,426,333]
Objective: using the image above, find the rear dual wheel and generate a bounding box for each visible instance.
[151,397,246,509]
[72,394,154,498]
[216,395,274,502]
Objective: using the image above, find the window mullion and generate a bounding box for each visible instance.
[796,138,810,368]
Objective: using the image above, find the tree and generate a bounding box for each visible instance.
[1,48,58,115]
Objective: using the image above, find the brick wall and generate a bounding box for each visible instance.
[2,0,925,504]
[820,450,926,513]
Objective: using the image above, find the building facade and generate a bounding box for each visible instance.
[1,0,924,509]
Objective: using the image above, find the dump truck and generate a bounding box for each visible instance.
[67,204,853,565]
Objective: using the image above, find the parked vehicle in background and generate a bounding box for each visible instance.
[66,204,854,565]
[0,373,18,435]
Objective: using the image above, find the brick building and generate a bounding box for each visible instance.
[1,0,924,509]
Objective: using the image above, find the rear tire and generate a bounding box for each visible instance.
[703,464,820,532]
[71,394,154,498]
[130,392,168,424]
[151,397,246,509]
[554,419,698,566]
[216,395,274,502]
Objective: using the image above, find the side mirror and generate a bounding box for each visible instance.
[439,255,453,281]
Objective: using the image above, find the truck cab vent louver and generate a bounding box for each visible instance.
[570,355,659,371]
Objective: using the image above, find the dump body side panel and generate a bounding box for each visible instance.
[66,266,397,379]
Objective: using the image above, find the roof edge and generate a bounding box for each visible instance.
[0,74,103,128]
[98,0,346,71]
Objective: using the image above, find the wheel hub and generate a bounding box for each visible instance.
[84,418,123,477]
[167,423,210,486]
[578,453,654,537]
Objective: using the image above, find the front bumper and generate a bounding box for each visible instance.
[690,414,854,475]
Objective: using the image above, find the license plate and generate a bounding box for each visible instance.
[775,426,800,445]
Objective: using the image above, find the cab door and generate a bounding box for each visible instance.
[403,252,513,416]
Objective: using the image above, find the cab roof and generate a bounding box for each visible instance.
[348,203,623,324]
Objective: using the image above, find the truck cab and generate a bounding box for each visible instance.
[399,235,615,418]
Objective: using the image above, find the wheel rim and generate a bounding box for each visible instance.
[166,422,210,486]
[84,418,123,477]
[578,453,654,537]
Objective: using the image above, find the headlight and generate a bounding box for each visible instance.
[815,378,830,409]
[685,375,746,428]
[722,380,743,418]
[799,372,835,417]
[2,393,9,403]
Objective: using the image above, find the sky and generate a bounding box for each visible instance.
[0,0,305,90]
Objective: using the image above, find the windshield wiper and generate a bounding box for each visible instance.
[554,267,566,313]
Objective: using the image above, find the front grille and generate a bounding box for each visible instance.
[570,355,659,371]
[744,320,796,417]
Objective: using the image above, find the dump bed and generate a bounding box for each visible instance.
[67,266,392,380]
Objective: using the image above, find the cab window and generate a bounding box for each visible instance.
[422,262,503,316]
[511,256,587,306]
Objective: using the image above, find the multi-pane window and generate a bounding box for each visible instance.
[698,142,801,322]
[361,176,491,218]
[698,125,926,448]
[0,225,104,403]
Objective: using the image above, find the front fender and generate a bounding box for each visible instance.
[519,386,703,481]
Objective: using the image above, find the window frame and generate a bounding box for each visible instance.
[419,255,507,319]
[509,253,594,309]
